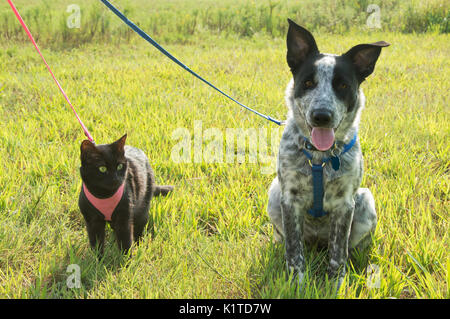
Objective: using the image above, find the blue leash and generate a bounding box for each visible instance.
[99,0,284,126]
[301,133,358,218]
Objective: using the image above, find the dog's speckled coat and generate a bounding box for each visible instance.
[267,20,389,286]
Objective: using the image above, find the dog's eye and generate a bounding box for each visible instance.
[338,82,348,89]
[117,163,123,170]
[304,80,315,89]
[98,166,107,173]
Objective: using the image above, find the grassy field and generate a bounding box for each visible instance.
[0,0,448,47]
[0,1,449,299]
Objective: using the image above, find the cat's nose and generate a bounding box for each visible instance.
[112,175,122,185]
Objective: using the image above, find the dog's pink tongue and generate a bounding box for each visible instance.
[311,127,335,151]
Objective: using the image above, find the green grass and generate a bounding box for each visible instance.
[0,0,448,48]
[0,2,449,298]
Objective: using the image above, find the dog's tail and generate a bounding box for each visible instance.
[153,185,174,197]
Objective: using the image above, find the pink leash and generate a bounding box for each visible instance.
[7,0,95,143]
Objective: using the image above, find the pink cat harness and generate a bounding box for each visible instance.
[82,183,125,221]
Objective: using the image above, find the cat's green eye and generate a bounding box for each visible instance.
[98,166,107,173]
[117,163,123,170]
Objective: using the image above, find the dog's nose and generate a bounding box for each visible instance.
[311,109,332,127]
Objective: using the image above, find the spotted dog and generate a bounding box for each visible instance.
[267,19,389,287]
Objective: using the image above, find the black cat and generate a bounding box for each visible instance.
[78,134,173,255]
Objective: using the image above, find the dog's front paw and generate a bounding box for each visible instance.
[327,263,346,292]
[286,266,305,290]
[286,258,305,288]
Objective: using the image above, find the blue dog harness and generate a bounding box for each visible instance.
[301,133,358,218]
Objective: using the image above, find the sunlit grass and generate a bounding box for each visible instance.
[0,29,448,298]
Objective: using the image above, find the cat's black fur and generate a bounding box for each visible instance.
[78,134,173,255]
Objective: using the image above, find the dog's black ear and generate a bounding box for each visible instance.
[344,41,390,82]
[286,19,319,73]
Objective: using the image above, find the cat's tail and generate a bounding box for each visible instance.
[153,185,174,197]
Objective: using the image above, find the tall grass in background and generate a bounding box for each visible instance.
[0,0,448,47]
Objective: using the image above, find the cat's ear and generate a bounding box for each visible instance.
[81,140,97,154]
[80,140,99,163]
[114,134,127,154]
